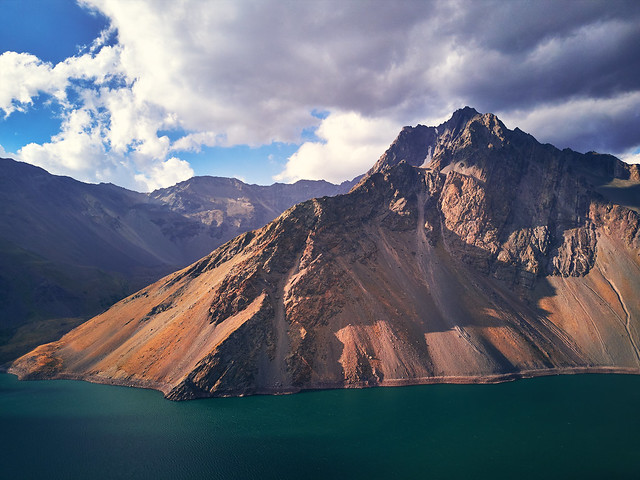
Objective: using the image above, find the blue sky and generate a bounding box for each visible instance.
[1,0,639,191]
[0,0,103,150]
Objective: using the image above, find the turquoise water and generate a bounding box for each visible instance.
[1,373,639,479]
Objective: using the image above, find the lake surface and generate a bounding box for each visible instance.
[1,373,639,479]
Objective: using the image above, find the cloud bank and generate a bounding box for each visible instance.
[1,0,639,189]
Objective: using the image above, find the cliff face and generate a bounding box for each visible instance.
[10,109,640,399]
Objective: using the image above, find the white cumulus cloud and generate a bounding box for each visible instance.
[621,150,640,165]
[134,157,194,191]
[0,143,16,158]
[274,111,400,183]
[1,31,190,190]
[0,52,62,115]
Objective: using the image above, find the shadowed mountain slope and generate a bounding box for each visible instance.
[0,159,355,364]
[10,109,640,399]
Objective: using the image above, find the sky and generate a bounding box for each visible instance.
[1,0,639,192]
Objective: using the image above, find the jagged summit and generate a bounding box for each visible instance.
[370,106,491,174]
[10,109,640,400]
[440,105,481,134]
[370,107,637,188]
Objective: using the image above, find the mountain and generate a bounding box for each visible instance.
[0,159,356,364]
[149,175,358,249]
[10,108,640,399]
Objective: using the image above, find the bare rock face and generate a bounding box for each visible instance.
[11,108,640,399]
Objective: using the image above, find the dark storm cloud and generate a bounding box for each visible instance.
[448,1,640,105]
[413,0,640,155]
[446,0,640,155]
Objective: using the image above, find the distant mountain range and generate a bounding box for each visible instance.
[10,107,640,399]
[0,159,358,364]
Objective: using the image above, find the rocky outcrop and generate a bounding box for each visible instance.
[373,108,639,283]
[10,109,640,398]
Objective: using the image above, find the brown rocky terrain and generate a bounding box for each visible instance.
[10,108,640,399]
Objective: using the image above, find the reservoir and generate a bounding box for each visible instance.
[1,372,639,479]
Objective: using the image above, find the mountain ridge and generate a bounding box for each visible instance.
[9,108,640,399]
[0,158,357,364]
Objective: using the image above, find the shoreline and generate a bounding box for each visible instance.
[6,365,640,401]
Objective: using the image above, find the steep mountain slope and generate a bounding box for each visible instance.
[0,160,185,364]
[149,176,359,248]
[10,109,640,399]
[0,159,354,364]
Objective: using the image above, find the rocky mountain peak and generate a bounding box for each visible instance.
[367,124,438,174]
[439,106,481,136]
[363,108,639,284]
[370,107,509,176]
